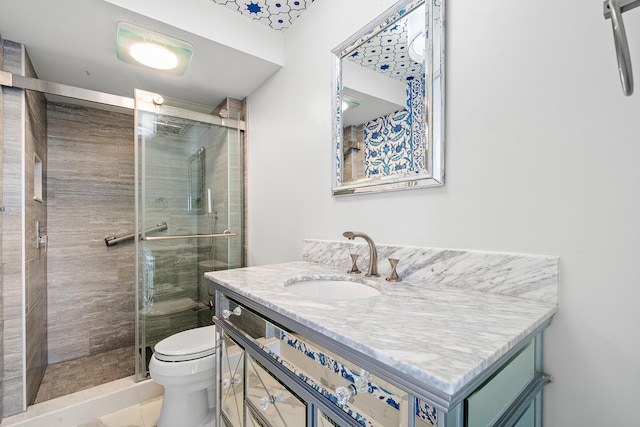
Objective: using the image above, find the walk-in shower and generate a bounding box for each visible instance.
[0,41,245,416]
[134,89,244,379]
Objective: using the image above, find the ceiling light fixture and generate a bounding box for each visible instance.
[116,22,193,76]
[342,95,360,112]
[407,5,426,64]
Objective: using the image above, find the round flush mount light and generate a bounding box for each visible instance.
[129,42,178,70]
[406,4,426,64]
[116,22,193,76]
[409,32,426,64]
[342,95,360,112]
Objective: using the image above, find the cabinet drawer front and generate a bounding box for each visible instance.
[220,332,245,427]
[465,341,536,427]
[246,355,307,426]
[217,294,437,427]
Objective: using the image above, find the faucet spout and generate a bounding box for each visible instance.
[342,231,379,277]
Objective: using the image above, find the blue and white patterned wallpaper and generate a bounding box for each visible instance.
[345,19,424,83]
[364,77,425,177]
[211,0,314,30]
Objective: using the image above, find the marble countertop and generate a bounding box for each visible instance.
[205,260,557,401]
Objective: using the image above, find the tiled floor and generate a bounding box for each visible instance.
[35,346,135,403]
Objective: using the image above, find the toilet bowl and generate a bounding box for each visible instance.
[149,325,217,427]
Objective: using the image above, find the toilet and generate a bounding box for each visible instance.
[149,325,217,427]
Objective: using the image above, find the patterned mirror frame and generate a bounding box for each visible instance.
[331,0,445,196]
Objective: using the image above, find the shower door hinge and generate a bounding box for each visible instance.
[0,207,6,213]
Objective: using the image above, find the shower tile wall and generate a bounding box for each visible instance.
[1,40,48,416]
[208,98,243,273]
[24,60,48,407]
[226,127,242,269]
[2,40,23,417]
[0,34,5,417]
[194,103,243,320]
[46,103,135,364]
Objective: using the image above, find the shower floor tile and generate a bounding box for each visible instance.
[35,346,135,404]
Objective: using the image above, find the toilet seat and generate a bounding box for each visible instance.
[154,326,216,362]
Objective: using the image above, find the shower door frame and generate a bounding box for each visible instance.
[0,69,248,381]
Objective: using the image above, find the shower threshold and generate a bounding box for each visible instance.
[2,375,163,427]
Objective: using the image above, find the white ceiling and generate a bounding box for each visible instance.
[0,0,305,108]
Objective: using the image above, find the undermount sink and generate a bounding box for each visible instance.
[284,278,381,300]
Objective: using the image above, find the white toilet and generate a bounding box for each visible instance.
[149,325,217,427]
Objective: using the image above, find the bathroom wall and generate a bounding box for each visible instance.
[46,102,135,364]
[1,39,48,416]
[245,0,640,425]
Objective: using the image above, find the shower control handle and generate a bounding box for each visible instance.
[35,221,48,252]
[222,306,242,319]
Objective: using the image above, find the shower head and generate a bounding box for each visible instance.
[153,116,193,137]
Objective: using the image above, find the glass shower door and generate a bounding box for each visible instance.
[134,89,244,379]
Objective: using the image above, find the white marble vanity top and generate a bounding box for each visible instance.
[205,259,557,399]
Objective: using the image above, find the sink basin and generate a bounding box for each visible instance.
[284,278,380,300]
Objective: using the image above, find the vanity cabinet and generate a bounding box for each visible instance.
[210,289,550,427]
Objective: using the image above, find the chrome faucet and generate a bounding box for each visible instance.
[343,231,379,277]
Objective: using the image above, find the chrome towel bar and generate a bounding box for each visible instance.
[141,230,236,241]
[105,222,168,247]
[604,0,640,95]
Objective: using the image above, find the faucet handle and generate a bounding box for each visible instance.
[347,253,361,274]
[385,258,402,282]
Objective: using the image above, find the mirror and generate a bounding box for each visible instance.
[187,146,205,212]
[332,0,444,196]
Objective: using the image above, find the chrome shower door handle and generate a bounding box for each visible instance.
[607,0,634,95]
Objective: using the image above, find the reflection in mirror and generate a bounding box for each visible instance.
[332,0,444,196]
[187,147,205,212]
